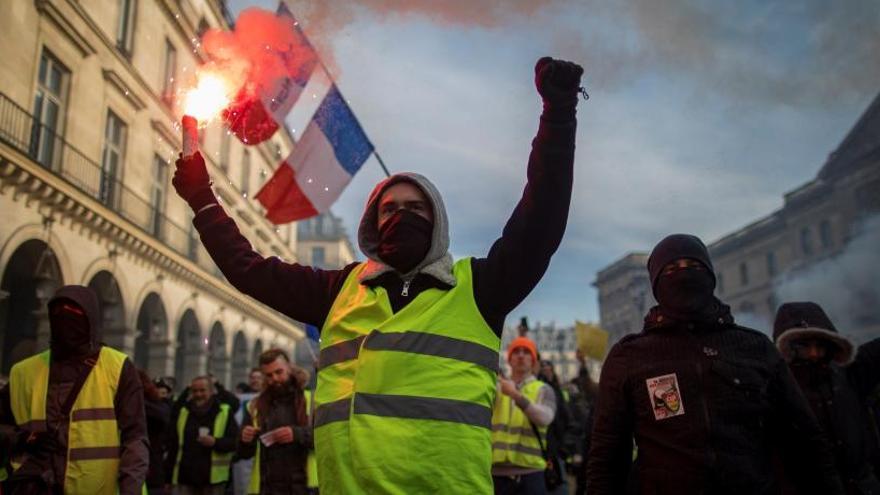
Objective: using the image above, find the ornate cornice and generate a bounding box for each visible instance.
[0,143,304,340]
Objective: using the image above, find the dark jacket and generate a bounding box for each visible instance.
[238,385,313,493]
[586,306,844,495]
[165,398,239,486]
[0,285,149,495]
[145,397,171,488]
[783,338,880,494]
[190,104,576,336]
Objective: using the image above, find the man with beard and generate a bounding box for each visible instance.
[0,285,148,494]
[773,302,880,494]
[586,234,844,495]
[166,376,239,495]
[172,56,583,494]
[238,349,312,495]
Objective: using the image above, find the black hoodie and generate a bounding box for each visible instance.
[0,285,149,495]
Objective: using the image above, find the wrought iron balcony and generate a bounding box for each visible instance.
[0,92,219,275]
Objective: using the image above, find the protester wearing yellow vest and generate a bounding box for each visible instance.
[173,57,583,494]
[165,376,238,495]
[0,285,149,494]
[238,350,312,495]
[492,337,557,495]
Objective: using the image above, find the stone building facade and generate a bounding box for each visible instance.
[0,0,316,389]
[594,93,880,344]
[296,211,357,269]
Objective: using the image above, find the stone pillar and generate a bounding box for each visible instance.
[148,338,173,377]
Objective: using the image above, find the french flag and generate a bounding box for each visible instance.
[255,84,374,223]
[223,3,316,145]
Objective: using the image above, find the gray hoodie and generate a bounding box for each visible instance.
[357,172,456,287]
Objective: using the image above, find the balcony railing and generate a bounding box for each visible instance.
[0,92,220,276]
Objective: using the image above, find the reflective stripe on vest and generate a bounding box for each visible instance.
[173,403,233,484]
[9,347,126,495]
[491,378,548,470]
[315,258,500,495]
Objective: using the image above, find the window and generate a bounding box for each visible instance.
[739,301,755,314]
[31,50,69,170]
[219,126,231,172]
[116,0,137,55]
[766,251,777,277]
[150,155,168,238]
[241,149,251,196]
[800,227,813,256]
[819,220,833,250]
[161,39,176,106]
[312,246,326,267]
[739,262,749,286]
[100,111,127,207]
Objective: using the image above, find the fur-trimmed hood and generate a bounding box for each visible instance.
[773,301,854,365]
[356,172,455,286]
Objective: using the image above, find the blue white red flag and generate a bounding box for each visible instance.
[255,84,374,223]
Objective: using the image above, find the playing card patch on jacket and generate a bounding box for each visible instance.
[646,373,685,420]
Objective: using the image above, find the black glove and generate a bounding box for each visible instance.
[173,151,217,212]
[535,57,584,112]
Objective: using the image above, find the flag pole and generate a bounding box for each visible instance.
[373,151,391,178]
[283,0,392,178]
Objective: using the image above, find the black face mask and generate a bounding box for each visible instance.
[377,209,433,274]
[654,268,716,316]
[49,304,92,361]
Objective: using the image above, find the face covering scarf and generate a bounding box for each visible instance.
[49,302,92,361]
[377,209,433,274]
[654,268,716,317]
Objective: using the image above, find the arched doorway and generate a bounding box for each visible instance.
[134,292,169,378]
[207,322,229,387]
[251,339,263,366]
[174,309,204,391]
[87,270,127,353]
[0,239,63,374]
[230,331,250,388]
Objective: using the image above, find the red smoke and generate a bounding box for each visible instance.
[201,7,318,144]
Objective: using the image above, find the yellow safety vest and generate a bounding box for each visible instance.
[491,378,549,470]
[315,258,501,494]
[9,347,127,494]
[172,403,233,484]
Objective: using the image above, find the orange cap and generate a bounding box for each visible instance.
[507,337,538,363]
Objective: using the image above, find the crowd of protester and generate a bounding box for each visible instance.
[2,55,879,495]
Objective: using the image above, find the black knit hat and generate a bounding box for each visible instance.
[647,234,716,290]
[773,302,854,365]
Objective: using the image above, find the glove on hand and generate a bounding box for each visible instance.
[535,57,584,109]
[173,151,217,212]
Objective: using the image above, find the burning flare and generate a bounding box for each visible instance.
[183,72,233,122]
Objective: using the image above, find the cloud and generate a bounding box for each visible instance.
[280,0,879,106]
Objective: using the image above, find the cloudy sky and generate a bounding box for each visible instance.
[230,0,879,327]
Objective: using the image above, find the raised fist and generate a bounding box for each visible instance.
[535,57,584,106]
[173,151,216,212]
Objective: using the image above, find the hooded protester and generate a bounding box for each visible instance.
[586,234,845,495]
[171,56,583,494]
[0,285,149,494]
[773,302,880,494]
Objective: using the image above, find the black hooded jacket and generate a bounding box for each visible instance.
[586,304,844,495]
[783,339,880,493]
[0,285,149,494]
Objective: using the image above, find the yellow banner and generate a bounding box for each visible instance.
[575,320,609,360]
